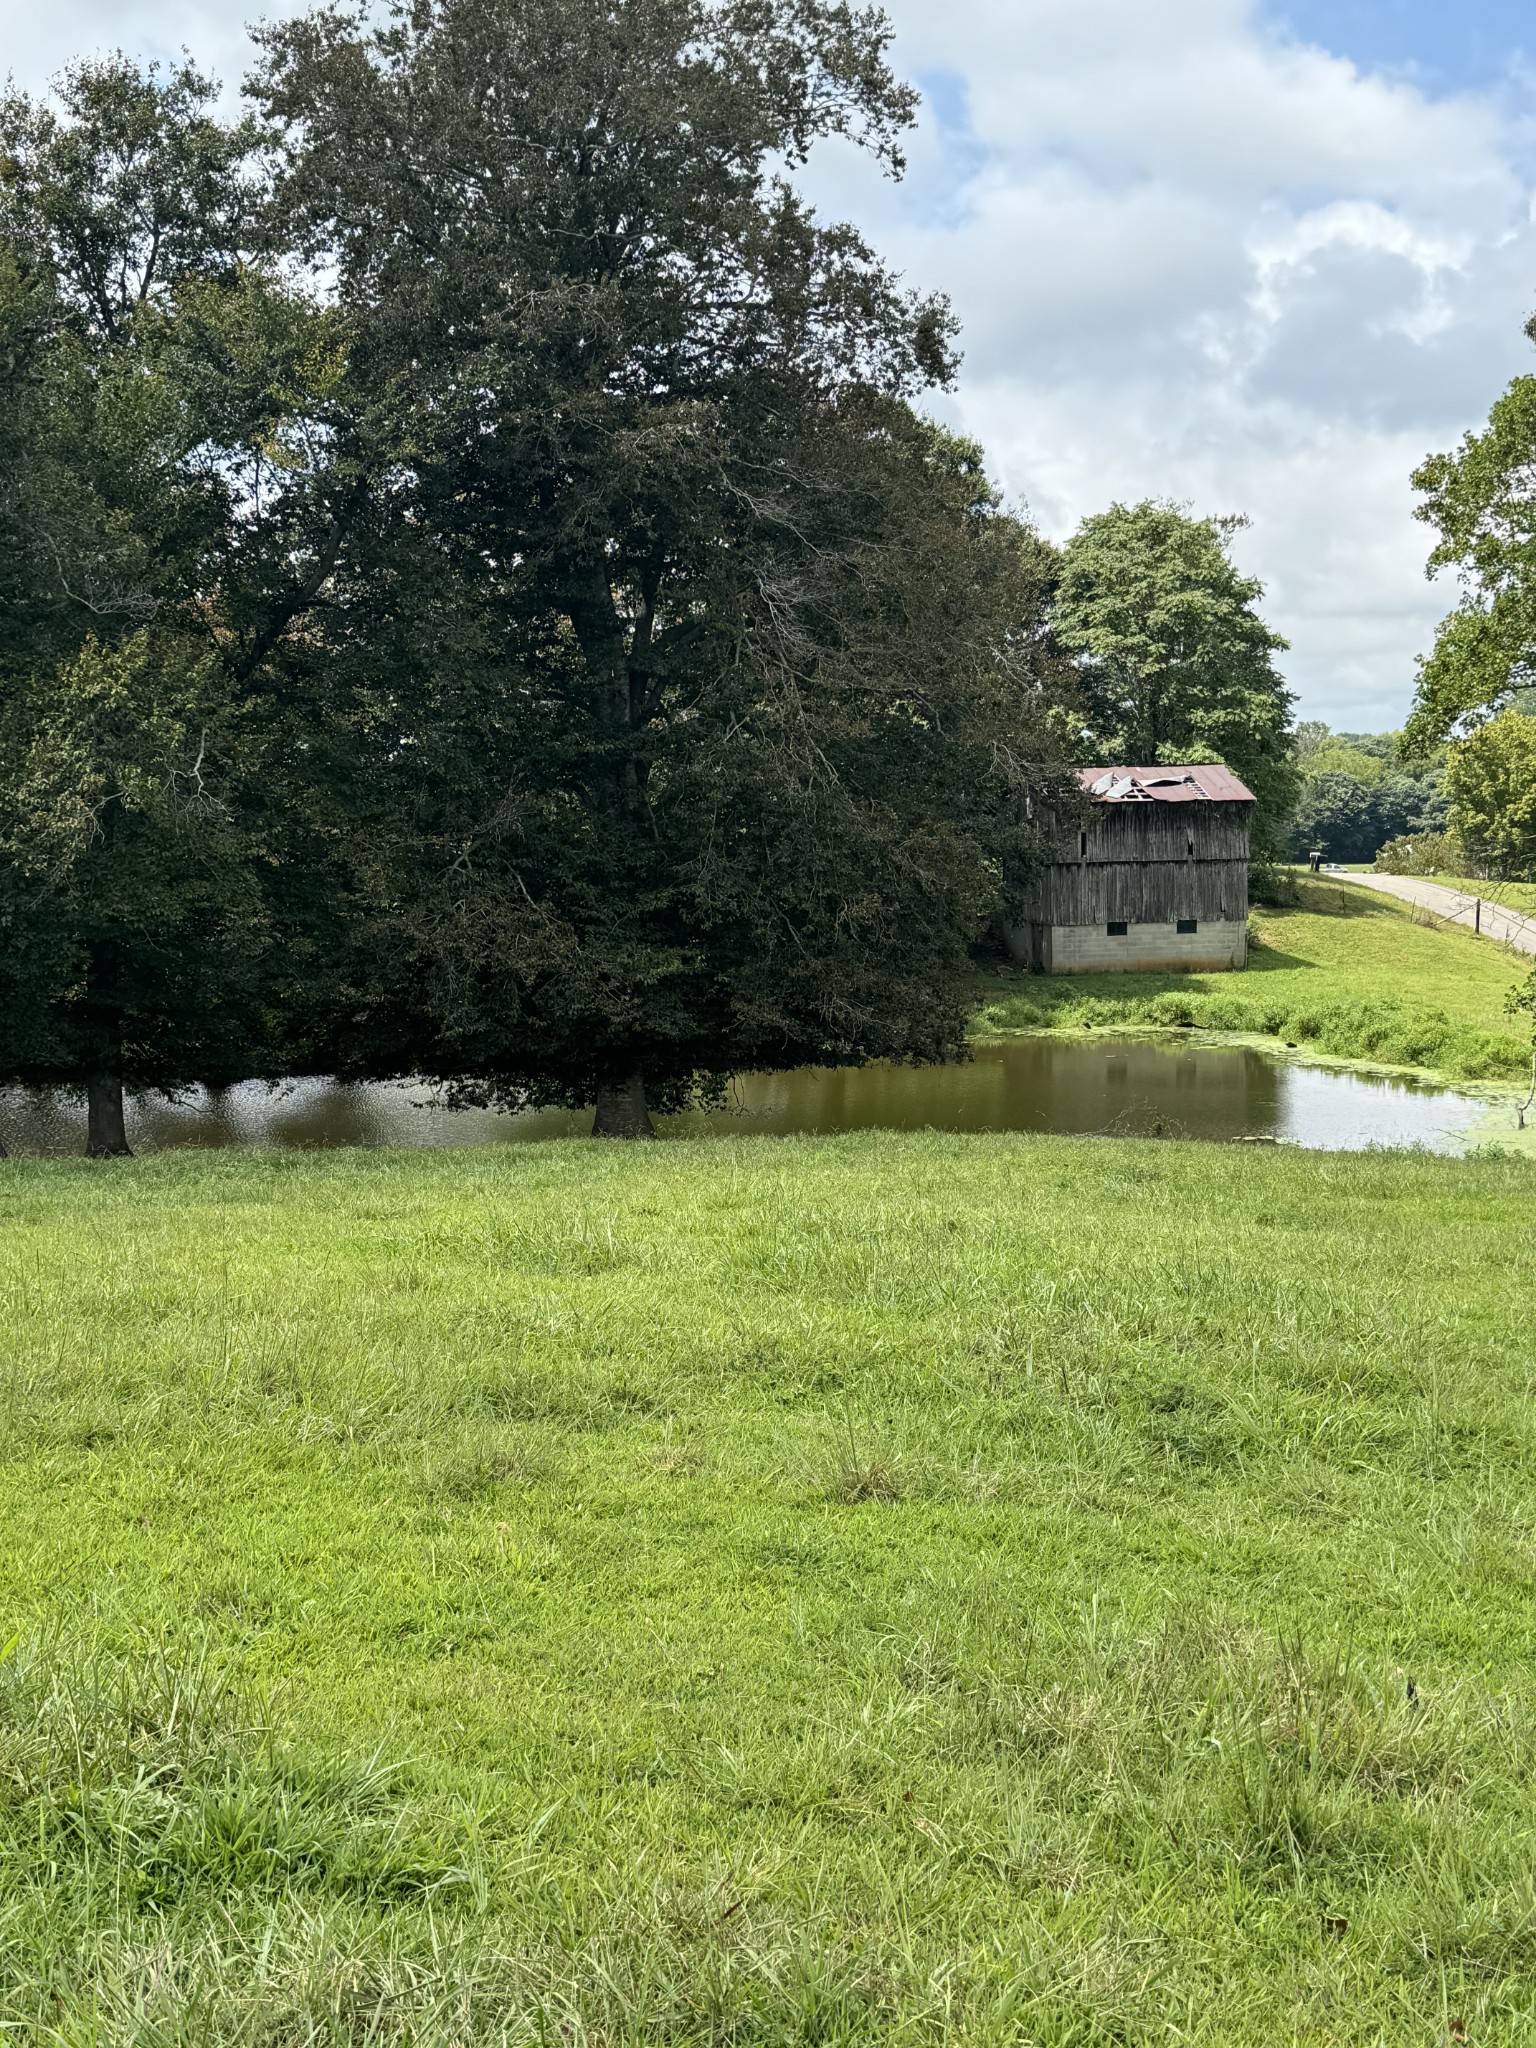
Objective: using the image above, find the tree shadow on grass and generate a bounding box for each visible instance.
[1248,879,1413,975]
[973,877,1428,1014]
[1243,938,1313,975]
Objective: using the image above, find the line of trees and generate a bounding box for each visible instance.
[0,5,1081,1150]
[1,4,1300,1154]
[1286,725,1447,866]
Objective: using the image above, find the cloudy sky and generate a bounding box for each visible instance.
[8,1,1535,729]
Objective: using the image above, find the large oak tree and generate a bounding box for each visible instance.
[252,0,1073,1132]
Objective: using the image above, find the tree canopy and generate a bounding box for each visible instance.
[1287,724,1446,864]
[235,0,1076,1131]
[1443,710,1536,880]
[1409,356,1536,753]
[2,7,1076,1145]
[0,59,282,1151]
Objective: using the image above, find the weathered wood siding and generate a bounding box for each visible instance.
[1019,862,1249,924]
[1016,799,1251,926]
[1083,804,1250,864]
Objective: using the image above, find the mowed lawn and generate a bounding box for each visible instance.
[2,1135,1536,2041]
[976,873,1533,1082]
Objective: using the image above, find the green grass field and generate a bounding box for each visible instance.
[975,874,1533,1083]
[4,1135,1536,2042]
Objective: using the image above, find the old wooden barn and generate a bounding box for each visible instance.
[1009,765,1255,974]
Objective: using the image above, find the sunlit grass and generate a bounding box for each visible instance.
[975,873,1532,1081]
[1427,876,1536,919]
[2,1133,1535,2039]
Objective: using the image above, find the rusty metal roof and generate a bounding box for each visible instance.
[1078,765,1256,805]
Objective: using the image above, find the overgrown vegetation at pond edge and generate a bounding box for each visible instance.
[977,874,1532,1082]
[1,1135,1535,2040]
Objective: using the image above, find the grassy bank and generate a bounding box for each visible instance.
[1422,877,1536,920]
[975,873,1531,1083]
[2,1136,1536,2041]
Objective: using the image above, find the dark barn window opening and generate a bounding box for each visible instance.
[1177,918,1198,934]
[1107,921,1129,936]
[1080,832,1089,857]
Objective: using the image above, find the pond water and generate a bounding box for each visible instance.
[0,1038,1494,1156]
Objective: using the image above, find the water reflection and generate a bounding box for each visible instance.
[0,1038,1489,1157]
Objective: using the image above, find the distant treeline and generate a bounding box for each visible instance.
[1289,725,1447,865]
[1290,711,1536,883]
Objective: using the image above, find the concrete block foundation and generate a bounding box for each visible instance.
[1023,919,1249,975]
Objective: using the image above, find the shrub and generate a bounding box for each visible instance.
[1375,832,1468,877]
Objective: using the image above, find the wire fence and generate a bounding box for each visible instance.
[1343,873,1536,957]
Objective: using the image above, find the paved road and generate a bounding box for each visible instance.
[1342,870,1536,958]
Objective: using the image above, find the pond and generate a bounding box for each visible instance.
[0,1037,1495,1156]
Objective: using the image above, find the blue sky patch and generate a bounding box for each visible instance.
[1266,0,1531,94]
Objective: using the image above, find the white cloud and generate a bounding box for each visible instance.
[9,0,1536,727]
[2,1,286,95]
[801,0,1536,726]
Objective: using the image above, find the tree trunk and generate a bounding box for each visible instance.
[86,1073,133,1158]
[592,1076,654,1139]
[569,562,660,1140]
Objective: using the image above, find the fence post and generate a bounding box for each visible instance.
[1476,898,1482,934]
